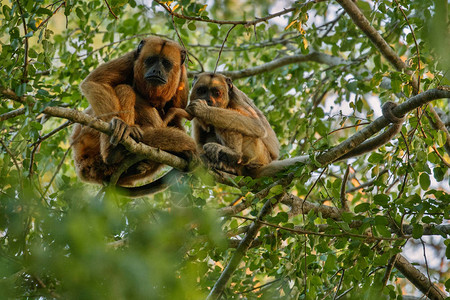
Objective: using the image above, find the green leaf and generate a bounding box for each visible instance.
[445,278,450,291]
[375,224,391,238]
[412,224,423,239]
[373,194,389,207]
[323,254,336,271]
[368,153,384,164]
[188,23,196,31]
[433,167,445,182]
[15,83,27,97]
[354,203,371,213]
[268,185,283,197]
[419,173,431,190]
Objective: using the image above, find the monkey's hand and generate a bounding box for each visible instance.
[185,100,208,118]
[163,108,193,126]
[110,117,144,146]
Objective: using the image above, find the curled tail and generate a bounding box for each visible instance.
[116,168,182,197]
[253,155,309,178]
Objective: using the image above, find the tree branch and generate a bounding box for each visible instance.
[336,0,411,77]
[336,0,450,157]
[215,51,349,79]
[208,193,288,299]
[0,86,189,170]
[42,106,189,171]
[0,107,26,121]
[394,254,447,300]
[208,173,295,300]
[155,0,298,26]
[316,88,450,165]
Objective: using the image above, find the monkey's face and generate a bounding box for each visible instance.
[133,37,186,105]
[190,73,233,108]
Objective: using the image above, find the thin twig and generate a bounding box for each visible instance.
[431,145,450,168]
[333,269,345,300]
[42,148,71,198]
[32,121,72,146]
[381,254,398,289]
[16,0,29,83]
[155,0,298,26]
[29,143,39,176]
[36,1,65,30]
[420,239,432,287]
[230,215,408,241]
[347,169,388,193]
[214,24,236,74]
[0,139,22,179]
[302,167,328,211]
[328,122,371,135]
[104,0,118,19]
[238,278,282,294]
[393,0,421,92]
[340,165,350,211]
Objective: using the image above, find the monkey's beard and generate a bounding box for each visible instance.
[134,81,179,109]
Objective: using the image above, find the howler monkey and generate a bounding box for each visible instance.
[186,73,280,177]
[71,36,196,192]
[186,73,407,178]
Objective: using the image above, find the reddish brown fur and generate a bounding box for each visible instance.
[71,36,195,186]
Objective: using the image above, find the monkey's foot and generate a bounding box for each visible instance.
[201,154,238,175]
[110,117,144,146]
[202,143,241,174]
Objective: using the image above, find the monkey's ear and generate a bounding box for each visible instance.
[192,74,199,84]
[225,76,233,91]
[135,40,145,59]
[180,49,187,65]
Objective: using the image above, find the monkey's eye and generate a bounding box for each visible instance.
[196,86,207,95]
[211,88,221,98]
[145,56,158,66]
[162,59,172,69]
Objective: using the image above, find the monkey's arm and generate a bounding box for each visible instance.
[162,108,193,127]
[80,52,135,121]
[186,100,266,138]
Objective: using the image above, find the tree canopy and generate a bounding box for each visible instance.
[0,0,449,299]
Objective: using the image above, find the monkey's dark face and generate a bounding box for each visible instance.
[191,73,233,108]
[142,55,173,85]
[134,37,187,104]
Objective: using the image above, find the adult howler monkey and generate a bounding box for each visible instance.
[71,36,196,194]
[186,73,280,177]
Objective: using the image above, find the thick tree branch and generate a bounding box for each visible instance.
[394,254,447,300]
[0,87,189,170]
[0,107,26,121]
[336,0,450,156]
[42,106,189,171]
[317,88,450,164]
[336,0,411,76]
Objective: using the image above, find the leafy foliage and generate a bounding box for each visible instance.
[0,0,449,299]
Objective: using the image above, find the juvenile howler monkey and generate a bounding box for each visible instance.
[186,73,280,177]
[71,36,196,193]
[186,73,405,178]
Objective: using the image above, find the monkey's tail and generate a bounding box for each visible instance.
[254,155,309,178]
[116,168,182,197]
